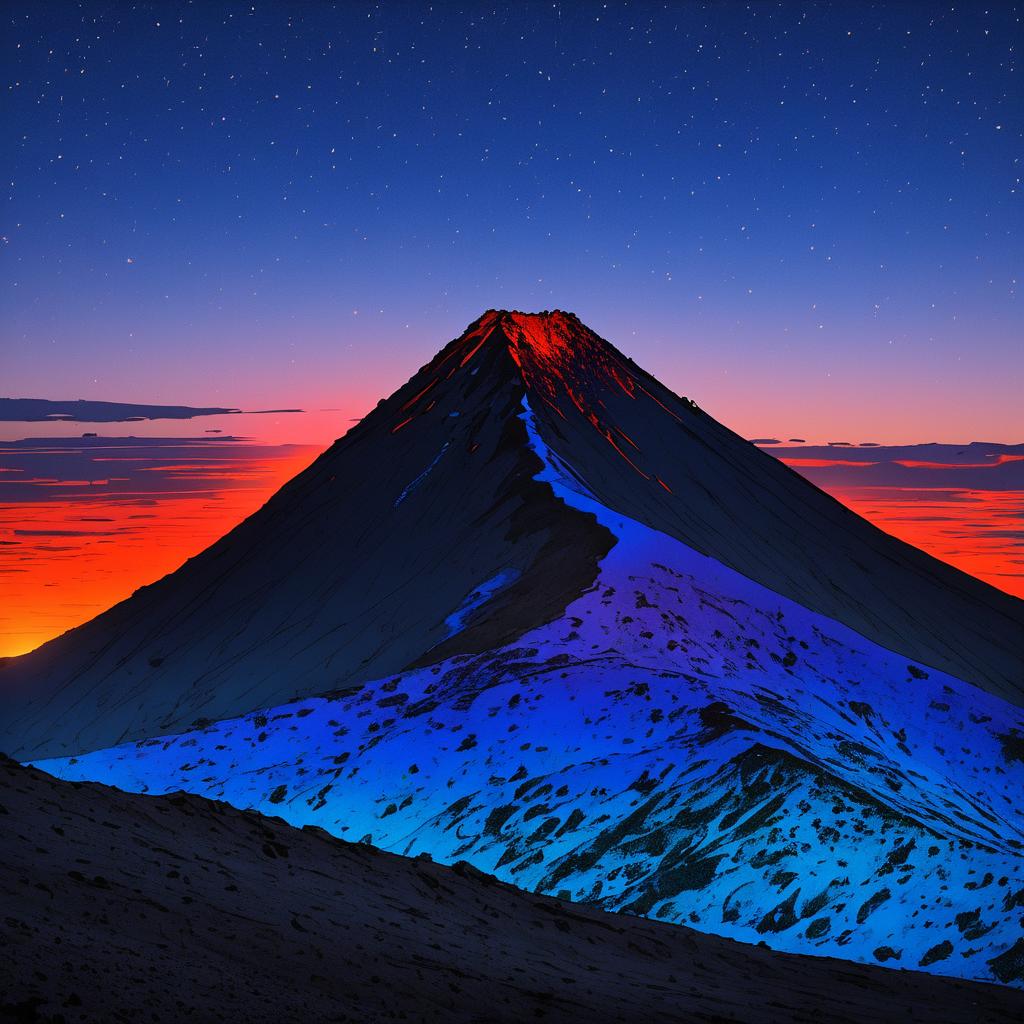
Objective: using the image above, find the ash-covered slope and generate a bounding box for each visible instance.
[2,311,1020,764]
[4,757,1023,1024]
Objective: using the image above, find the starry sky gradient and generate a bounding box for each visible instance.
[2,1,1022,443]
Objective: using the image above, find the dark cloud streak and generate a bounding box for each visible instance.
[0,399,303,423]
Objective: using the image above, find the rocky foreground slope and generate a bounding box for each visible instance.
[2,756,1022,1024]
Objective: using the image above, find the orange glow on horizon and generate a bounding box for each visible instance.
[0,447,318,658]
[780,458,880,469]
[2,396,1020,661]
[892,455,1024,470]
[823,486,1024,600]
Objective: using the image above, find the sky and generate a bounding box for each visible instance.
[2,1,1021,445]
[1,2,1022,656]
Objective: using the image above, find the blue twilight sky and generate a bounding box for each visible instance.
[1,1,1021,443]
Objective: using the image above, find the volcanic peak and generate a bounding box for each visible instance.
[424,309,676,420]
[401,309,691,489]
[431,309,586,373]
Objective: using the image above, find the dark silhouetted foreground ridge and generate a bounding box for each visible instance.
[2,757,1022,1024]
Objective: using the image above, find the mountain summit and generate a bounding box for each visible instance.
[2,310,1020,760]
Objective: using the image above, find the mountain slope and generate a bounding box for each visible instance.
[1,310,1021,763]
[38,426,1024,987]
[496,311,1023,702]
[4,756,1023,1024]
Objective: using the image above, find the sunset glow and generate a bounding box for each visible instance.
[2,422,1021,658]
[0,440,318,657]
[821,487,1024,600]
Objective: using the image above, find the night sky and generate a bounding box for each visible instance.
[3,2,1022,442]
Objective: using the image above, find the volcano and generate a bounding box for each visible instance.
[2,310,1020,758]
[3,311,1024,990]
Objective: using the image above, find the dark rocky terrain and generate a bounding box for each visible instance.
[3,756,1022,1024]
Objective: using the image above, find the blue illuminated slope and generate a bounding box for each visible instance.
[39,396,1024,987]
